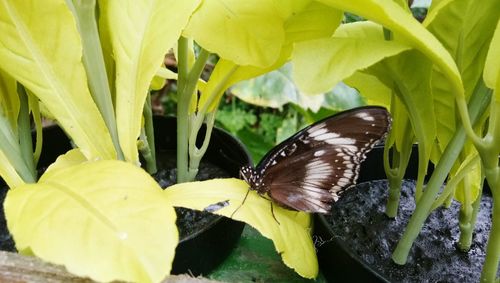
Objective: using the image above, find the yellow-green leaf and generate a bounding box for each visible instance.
[0,149,24,188]
[317,0,463,101]
[484,19,500,91]
[5,160,177,283]
[425,0,499,149]
[0,0,116,160]
[344,71,391,108]
[292,21,412,94]
[43,149,87,176]
[105,0,201,164]
[453,151,481,204]
[196,1,341,113]
[164,178,318,279]
[184,0,309,68]
[0,69,19,130]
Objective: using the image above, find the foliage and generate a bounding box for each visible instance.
[291,0,499,281]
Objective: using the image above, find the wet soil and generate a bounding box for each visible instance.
[323,179,497,282]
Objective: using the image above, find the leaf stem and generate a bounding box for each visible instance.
[458,179,482,251]
[176,38,210,183]
[0,114,34,184]
[392,81,491,264]
[16,85,36,180]
[142,94,156,173]
[67,0,124,161]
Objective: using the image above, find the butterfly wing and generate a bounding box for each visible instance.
[257,106,391,213]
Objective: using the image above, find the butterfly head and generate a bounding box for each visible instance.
[240,166,266,194]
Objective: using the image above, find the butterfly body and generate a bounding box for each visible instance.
[240,106,391,214]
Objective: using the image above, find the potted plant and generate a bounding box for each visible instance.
[290,0,499,281]
[0,0,351,282]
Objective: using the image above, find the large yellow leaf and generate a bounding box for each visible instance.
[0,0,116,160]
[164,178,318,279]
[184,0,310,68]
[5,159,178,283]
[292,21,412,94]
[197,1,341,113]
[105,0,201,164]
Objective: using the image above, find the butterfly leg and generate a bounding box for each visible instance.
[270,202,280,225]
[230,188,251,218]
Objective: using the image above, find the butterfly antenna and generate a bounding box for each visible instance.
[230,188,251,218]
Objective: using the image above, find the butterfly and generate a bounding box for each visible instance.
[239,106,391,214]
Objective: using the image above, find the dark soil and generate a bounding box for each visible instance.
[324,179,497,282]
[152,149,230,239]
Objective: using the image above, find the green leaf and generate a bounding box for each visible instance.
[231,63,324,111]
[215,107,256,134]
[292,21,412,94]
[105,0,201,164]
[0,0,116,160]
[5,158,178,283]
[164,178,318,279]
[235,128,274,163]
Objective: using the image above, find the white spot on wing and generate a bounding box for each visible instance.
[356,112,375,121]
[314,150,326,157]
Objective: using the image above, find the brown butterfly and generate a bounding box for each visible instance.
[240,106,391,213]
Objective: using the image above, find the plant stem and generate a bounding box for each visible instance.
[188,112,216,181]
[480,188,500,283]
[142,94,156,173]
[384,100,414,217]
[27,90,42,166]
[458,181,483,251]
[392,81,491,264]
[176,37,190,183]
[16,85,36,180]
[68,0,124,161]
[176,38,211,183]
[0,114,35,184]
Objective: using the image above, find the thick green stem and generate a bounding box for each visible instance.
[458,182,483,251]
[142,95,156,173]
[176,38,211,183]
[384,109,414,217]
[176,37,190,183]
[16,85,36,179]
[392,82,491,264]
[68,0,124,161]
[480,189,500,283]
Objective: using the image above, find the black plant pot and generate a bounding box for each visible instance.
[153,116,250,276]
[0,115,251,277]
[314,145,495,282]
